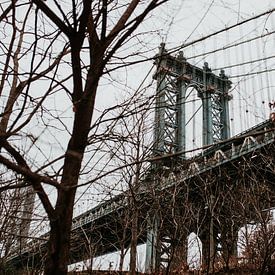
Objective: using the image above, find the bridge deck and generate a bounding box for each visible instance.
[8,119,275,266]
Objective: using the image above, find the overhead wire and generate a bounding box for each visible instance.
[212,54,275,71]
[229,67,275,79]
[188,30,275,61]
[166,8,275,56]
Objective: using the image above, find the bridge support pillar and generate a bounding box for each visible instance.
[169,236,188,272]
[145,214,159,273]
[199,226,218,273]
[199,63,231,146]
[220,227,238,269]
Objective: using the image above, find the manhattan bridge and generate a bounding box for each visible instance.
[6,8,275,275]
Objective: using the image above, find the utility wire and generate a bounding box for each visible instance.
[183,0,215,44]
[229,67,275,79]
[104,9,275,73]
[167,8,275,55]
[188,30,275,61]
[212,54,275,71]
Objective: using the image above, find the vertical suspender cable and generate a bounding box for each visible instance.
[254,19,266,121]
[235,30,244,133]
[248,24,259,126]
[264,13,274,105]
[226,28,235,135]
[240,24,250,129]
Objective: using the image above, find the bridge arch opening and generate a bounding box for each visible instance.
[184,86,203,158]
[187,232,202,269]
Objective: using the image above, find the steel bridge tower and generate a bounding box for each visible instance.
[145,44,232,272]
[153,43,232,157]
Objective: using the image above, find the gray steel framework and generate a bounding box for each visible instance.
[153,43,232,156]
[148,43,232,271]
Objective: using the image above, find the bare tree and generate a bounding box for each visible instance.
[0,1,169,274]
[110,94,154,274]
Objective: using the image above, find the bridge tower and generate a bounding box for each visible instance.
[146,44,232,273]
[153,43,232,157]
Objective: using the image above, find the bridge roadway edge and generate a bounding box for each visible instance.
[7,119,275,271]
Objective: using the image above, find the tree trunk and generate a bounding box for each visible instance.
[44,189,76,275]
[44,76,98,274]
[129,209,138,275]
[119,249,125,273]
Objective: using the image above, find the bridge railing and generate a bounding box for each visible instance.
[160,119,275,189]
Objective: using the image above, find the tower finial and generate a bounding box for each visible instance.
[159,43,167,55]
[177,51,186,61]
